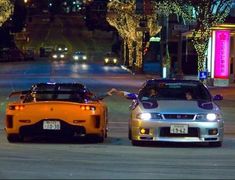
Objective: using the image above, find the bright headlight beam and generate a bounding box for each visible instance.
[207,113,217,121]
[139,113,151,121]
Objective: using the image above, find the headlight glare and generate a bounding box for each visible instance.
[206,113,217,121]
[196,113,220,121]
[137,113,151,121]
[74,56,78,60]
[105,58,109,63]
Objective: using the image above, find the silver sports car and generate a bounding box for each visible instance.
[127,79,224,147]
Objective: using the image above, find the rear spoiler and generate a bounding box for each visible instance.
[9,90,30,98]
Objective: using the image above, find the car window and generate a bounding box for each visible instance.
[138,82,211,101]
[24,84,93,103]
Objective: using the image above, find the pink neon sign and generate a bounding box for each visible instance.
[214,30,230,79]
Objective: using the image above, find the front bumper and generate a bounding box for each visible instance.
[131,119,224,143]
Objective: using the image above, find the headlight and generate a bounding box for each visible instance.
[58,48,62,51]
[64,47,68,51]
[137,113,151,121]
[206,113,217,121]
[196,113,221,121]
[113,58,117,63]
[52,54,57,58]
[73,56,78,60]
[60,54,65,58]
[105,58,109,63]
[83,56,87,60]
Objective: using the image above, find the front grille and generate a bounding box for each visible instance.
[163,114,195,120]
[160,127,199,137]
[19,119,85,137]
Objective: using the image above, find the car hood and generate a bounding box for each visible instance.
[140,100,220,113]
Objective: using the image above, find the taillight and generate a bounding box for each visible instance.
[9,105,25,110]
[80,105,96,111]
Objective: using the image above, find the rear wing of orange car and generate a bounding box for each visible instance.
[9,91,30,98]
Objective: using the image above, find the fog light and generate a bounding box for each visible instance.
[140,128,150,135]
[208,128,218,135]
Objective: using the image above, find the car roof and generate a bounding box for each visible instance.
[74,51,84,54]
[145,79,203,85]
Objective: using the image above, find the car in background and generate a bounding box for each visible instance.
[51,50,67,60]
[103,52,119,65]
[72,51,87,61]
[56,44,68,54]
[127,79,224,147]
[40,46,54,57]
[5,83,108,143]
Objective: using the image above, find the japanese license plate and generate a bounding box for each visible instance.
[170,124,188,134]
[43,121,61,130]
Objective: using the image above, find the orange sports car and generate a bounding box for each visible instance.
[4,83,108,143]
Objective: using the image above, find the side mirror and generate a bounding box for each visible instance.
[129,100,139,110]
[213,94,223,101]
[126,93,137,100]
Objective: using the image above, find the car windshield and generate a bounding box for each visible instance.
[138,82,212,101]
[24,84,92,103]
[75,51,84,55]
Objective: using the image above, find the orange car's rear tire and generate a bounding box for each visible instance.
[7,134,23,143]
[86,134,105,143]
[96,135,105,143]
[131,140,142,146]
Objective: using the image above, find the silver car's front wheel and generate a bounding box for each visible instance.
[208,141,222,147]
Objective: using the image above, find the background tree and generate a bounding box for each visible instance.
[0,0,13,27]
[156,0,232,74]
[186,0,232,73]
[106,0,161,72]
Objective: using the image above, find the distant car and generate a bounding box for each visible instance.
[103,52,119,65]
[72,51,87,61]
[40,46,54,57]
[4,83,108,143]
[56,44,68,54]
[51,51,67,60]
[126,79,224,147]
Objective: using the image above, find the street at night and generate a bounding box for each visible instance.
[0,59,235,179]
[1,0,235,179]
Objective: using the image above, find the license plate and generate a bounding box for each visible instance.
[43,121,61,130]
[170,124,188,134]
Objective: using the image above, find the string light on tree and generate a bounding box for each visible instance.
[0,0,14,27]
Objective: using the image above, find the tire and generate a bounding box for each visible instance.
[7,134,23,143]
[131,140,142,146]
[128,128,132,140]
[209,141,222,147]
[87,134,105,143]
[96,135,105,143]
[105,128,108,138]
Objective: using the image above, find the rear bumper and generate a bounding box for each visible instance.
[5,118,105,138]
[19,120,86,137]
